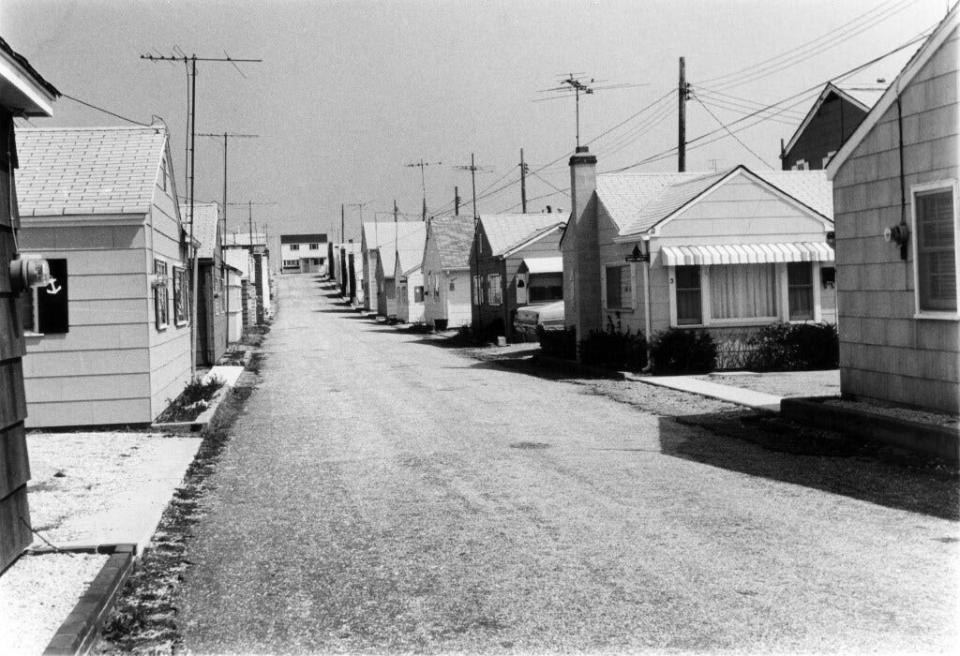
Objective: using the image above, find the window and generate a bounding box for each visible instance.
[529,273,563,303]
[605,265,631,309]
[434,274,440,297]
[449,278,455,292]
[290,244,300,251]
[516,274,527,305]
[487,274,502,306]
[914,185,957,314]
[414,286,424,302]
[309,243,319,250]
[154,259,169,329]
[793,159,808,171]
[283,259,299,267]
[675,265,702,325]
[787,262,814,320]
[473,275,482,305]
[18,258,69,334]
[173,266,189,326]
[710,263,777,321]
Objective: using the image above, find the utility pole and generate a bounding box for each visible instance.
[345,202,369,243]
[198,132,258,244]
[140,51,261,376]
[678,56,689,172]
[403,158,442,221]
[340,204,345,243]
[520,148,528,213]
[454,186,460,216]
[453,154,491,322]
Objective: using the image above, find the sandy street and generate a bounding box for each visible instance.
[178,274,958,654]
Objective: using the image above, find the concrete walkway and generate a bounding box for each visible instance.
[632,374,783,412]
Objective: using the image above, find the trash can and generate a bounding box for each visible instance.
[434,319,448,331]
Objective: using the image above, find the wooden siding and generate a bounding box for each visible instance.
[783,93,868,170]
[1,110,30,570]
[832,29,959,413]
[146,149,191,420]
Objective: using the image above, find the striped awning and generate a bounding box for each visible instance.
[660,242,834,266]
[520,256,564,274]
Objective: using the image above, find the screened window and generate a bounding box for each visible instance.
[787,262,814,320]
[414,286,424,303]
[529,273,563,303]
[675,265,702,325]
[290,244,300,251]
[154,259,169,329]
[915,188,956,313]
[605,265,631,309]
[710,263,777,321]
[308,243,319,250]
[487,273,502,306]
[18,259,69,334]
[173,266,189,326]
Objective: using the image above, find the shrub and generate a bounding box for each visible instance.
[749,322,838,371]
[649,328,716,374]
[537,326,577,360]
[578,319,647,372]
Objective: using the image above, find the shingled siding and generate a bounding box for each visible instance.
[147,168,191,421]
[0,113,31,570]
[832,30,959,413]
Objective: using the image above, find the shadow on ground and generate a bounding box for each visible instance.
[659,412,959,521]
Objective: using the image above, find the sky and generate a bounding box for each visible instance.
[0,0,952,243]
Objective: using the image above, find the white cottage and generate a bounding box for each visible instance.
[422,215,474,329]
[15,125,192,427]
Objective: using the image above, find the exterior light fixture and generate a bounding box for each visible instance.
[625,243,648,263]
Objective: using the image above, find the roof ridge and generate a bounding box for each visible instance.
[16,125,163,133]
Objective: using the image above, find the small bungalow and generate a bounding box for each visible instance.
[15,125,193,427]
[472,213,567,341]
[825,6,958,414]
[375,223,426,319]
[564,147,835,366]
[225,231,271,326]
[422,214,474,329]
[339,241,362,303]
[222,245,249,342]
[0,34,59,571]
[361,220,424,312]
[781,82,878,171]
[394,226,427,324]
[182,201,226,367]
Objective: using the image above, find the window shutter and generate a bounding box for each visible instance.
[38,259,69,334]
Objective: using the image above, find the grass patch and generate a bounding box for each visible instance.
[155,376,225,423]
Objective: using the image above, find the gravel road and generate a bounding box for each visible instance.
[177,274,958,654]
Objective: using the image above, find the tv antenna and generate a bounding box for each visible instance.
[536,73,647,148]
[403,159,442,221]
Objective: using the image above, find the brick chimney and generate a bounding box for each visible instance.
[563,146,601,345]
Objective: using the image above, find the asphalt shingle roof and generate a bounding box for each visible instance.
[395,224,427,276]
[362,221,423,250]
[15,126,168,217]
[600,167,833,237]
[478,213,566,257]
[181,201,219,259]
[430,215,474,270]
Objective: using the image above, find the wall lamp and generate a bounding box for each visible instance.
[625,242,649,263]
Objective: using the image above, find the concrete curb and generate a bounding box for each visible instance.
[532,354,628,380]
[151,383,233,433]
[42,544,137,656]
[781,396,960,464]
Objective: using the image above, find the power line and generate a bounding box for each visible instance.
[692,92,773,168]
[60,93,151,126]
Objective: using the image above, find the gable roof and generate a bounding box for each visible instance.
[478,213,567,257]
[605,166,833,238]
[429,214,475,270]
[0,36,60,116]
[379,223,426,278]
[16,125,170,217]
[362,220,423,251]
[395,224,427,276]
[827,5,959,179]
[782,82,874,158]
[181,201,219,259]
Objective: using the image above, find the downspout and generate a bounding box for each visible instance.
[896,94,908,260]
[642,236,653,371]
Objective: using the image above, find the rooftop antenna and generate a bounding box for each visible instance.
[536,73,647,148]
[403,159,442,221]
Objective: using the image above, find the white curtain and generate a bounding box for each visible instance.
[710,264,776,320]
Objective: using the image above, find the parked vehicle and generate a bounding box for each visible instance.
[513,300,565,341]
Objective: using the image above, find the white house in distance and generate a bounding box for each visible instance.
[422,214,474,329]
[15,124,193,427]
[280,232,327,274]
[826,6,959,414]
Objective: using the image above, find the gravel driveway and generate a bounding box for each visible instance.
[174,274,958,654]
